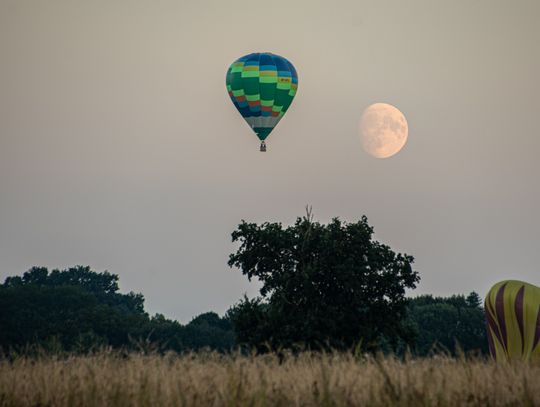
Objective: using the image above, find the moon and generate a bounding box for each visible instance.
[360,103,408,159]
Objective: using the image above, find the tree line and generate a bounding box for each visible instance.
[0,266,234,353]
[0,213,488,355]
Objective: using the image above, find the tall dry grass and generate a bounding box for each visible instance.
[0,352,538,407]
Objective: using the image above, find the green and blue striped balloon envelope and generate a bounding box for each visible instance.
[226,53,298,145]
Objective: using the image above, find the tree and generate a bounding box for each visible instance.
[0,266,235,353]
[182,312,236,351]
[407,292,487,355]
[0,266,149,351]
[227,209,420,351]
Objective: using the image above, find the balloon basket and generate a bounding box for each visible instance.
[260,141,267,152]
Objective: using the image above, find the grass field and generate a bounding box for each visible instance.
[0,352,538,407]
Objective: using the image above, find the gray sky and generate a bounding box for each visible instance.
[1,0,539,322]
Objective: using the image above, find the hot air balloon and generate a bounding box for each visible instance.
[485,280,540,362]
[226,52,298,152]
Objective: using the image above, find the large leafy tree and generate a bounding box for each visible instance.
[227,210,420,351]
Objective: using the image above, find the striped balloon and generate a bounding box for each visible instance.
[226,53,298,150]
[485,280,540,361]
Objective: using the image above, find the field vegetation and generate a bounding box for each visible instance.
[0,352,538,407]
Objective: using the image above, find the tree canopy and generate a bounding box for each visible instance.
[0,213,489,356]
[227,211,420,351]
[0,266,234,353]
[407,292,487,355]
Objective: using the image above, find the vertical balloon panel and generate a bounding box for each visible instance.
[485,280,540,362]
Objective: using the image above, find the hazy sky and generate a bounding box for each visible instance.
[1,0,539,322]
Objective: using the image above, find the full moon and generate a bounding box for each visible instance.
[360,103,408,159]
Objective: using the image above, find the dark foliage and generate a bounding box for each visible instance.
[407,292,488,355]
[0,266,234,353]
[227,211,420,352]
[0,215,488,356]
